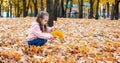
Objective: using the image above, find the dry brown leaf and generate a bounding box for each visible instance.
[12,52,21,61]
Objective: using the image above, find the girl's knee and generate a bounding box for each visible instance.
[28,38,47,46]
[36,40,47,46]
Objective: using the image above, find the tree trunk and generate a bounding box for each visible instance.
[65,0,69,17]
[34,4,38,16]
[95,0,100,20]
[78,0,83,18]
[61,0,65,17]
[111,4,114,20]
[13,0,17,17]
[106,1,109,18]
[32,0,38,16]
[89,0,94,19]
[17,0,20,17]
[54,0,58,21]
[9,1,12,17]
[26,0,30,16]
[41,0,44,11]
[114,0,119,20]
[0,5,2,17]
[19,9,23,17]
[23,0,27,17]
[118,1,120,19]
[46,0,54,27]
[57,0,61,17]
[0,0,3,17]
[30,4,33,17]
[7,9,9,17]
[0,5,1,17]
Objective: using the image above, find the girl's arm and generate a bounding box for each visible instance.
[47,26,54,32]
[32,24,53,40]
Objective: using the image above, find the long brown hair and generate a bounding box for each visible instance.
[36,11,49,32]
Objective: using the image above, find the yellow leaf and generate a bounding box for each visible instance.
[67,57,75,63]
[81,45,87,52]
[51,29,64,41]
[104,57,115,61]
[95,53,102,60]
[30,45,39,53]
[1,50,10,58]
[12,52,21,61]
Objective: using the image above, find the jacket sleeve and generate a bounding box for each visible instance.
[46,27,54,33]
[31,24,53,39]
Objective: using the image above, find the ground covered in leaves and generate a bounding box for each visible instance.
[0,17,120,63]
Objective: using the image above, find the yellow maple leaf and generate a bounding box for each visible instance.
[51,29,64,41]
[30,45,39,53]
[87,46,94,53]
[12,52,21,61]
[104,57,115,61]
[95,53,103,60]
[81,45,87,53]
[67,57,75,63]
[42,55,52,63]
[1,50,10,58]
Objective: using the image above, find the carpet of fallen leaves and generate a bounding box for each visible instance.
[0,17,120,63]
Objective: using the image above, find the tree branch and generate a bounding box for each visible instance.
[0,0,3,4]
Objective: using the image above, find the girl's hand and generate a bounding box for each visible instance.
[51,27,57,32]
[22,40,27,45]
[50,35,56,40]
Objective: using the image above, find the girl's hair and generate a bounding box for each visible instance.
[36,11,49,32]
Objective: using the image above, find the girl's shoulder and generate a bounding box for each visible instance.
[30,21,39,28]
[31,21,39,26]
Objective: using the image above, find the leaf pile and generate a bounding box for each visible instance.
[0,18,120,63]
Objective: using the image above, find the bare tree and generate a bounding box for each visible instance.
[114,0,119,20]
[46,0,54,27]
[0,0,3,17]
[78,0,83,18]
[106,0,109,18]
[89,0,94,18]
[54,0,59,21]
[41,0,44,11]
[32,0,38,16]
[95,0,100,19]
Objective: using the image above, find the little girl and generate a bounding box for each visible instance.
[27,11,54,46]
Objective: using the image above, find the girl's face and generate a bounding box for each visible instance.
[41,16,49,25]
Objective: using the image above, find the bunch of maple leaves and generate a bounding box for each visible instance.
[0,17,120,63]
